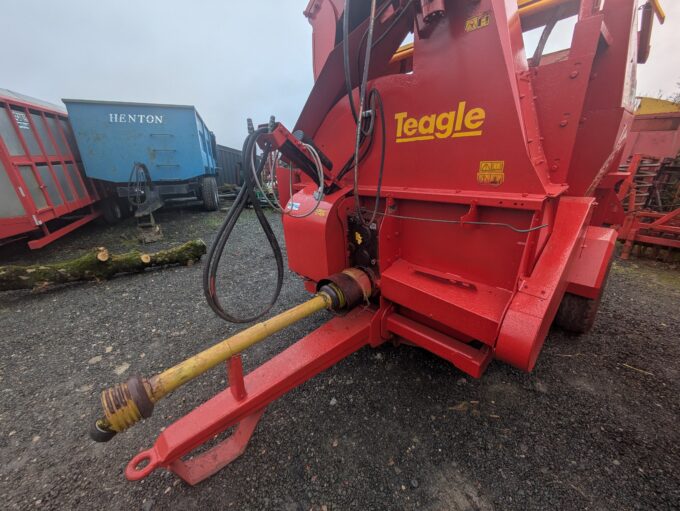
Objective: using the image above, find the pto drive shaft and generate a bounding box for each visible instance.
[91,268,372,441]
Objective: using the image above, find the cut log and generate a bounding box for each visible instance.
[0,239,207,292]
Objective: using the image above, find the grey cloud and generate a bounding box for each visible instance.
[1,0,678,150]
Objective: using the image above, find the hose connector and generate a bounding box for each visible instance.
[317,267,374,312]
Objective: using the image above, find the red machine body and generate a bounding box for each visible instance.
[284,0,645,373]
[124,0,664,484]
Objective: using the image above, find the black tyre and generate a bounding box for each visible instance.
[554,255,614,334]
[117,198,133,218]
[101,198,123,225]
[554,293,600,334]
[201,176,220,211]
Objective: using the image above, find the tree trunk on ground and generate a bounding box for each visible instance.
[0,239,207,292]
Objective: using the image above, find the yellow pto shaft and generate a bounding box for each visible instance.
[91,267,373,442]
[150,293,330,400]
[93,293,331,439]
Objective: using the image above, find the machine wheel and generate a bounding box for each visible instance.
[553,250,614,334]
[201,176,220,211]
[554,293,600,334]
[554,255,614,334]
[101,198,123,225]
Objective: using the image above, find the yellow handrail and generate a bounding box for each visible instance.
[651,0,666,24]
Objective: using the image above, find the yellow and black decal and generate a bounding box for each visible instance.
[477,161,505,185]
[465,12,491,32]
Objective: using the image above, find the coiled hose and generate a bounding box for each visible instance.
[203,128,284,323]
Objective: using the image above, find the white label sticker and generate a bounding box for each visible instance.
[108,113,164,124]
[13,111,31,130]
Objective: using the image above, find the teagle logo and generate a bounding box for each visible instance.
[394,101,486,143]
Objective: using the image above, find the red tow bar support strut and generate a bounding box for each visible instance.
[126,308,374,484]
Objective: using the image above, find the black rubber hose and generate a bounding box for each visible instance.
[371,0,414,49]
[332,124,376,186]
[356,0,402,78]
[366,88,386,225]
[203,128,284,323]
[343,0,359,124]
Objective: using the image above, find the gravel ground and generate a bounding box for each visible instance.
[0,205,679,510]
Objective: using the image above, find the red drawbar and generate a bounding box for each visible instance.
[124,308,374,484]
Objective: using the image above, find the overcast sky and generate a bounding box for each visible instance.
[2,1,678,148]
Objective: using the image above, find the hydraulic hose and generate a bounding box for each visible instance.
[203,127,284,323]
[343,0,359,124]
[366,88,386,226]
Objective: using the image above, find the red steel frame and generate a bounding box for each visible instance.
[123,0,659,484]
[0,91,101,249]
[618,155,680,259]
[620,208,680,259]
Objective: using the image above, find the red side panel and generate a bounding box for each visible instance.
[282,187,350,283]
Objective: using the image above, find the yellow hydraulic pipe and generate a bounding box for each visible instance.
[390,41,414,64]
[96,292,332,436]
[651,0,665,24]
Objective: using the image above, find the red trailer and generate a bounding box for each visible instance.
[623,97,680,161]
[0,89,101,249]
[599,98,680,260]
[617,155,680,260]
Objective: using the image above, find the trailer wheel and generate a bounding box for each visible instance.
[201,176,220,211]
[101,198,123,225]
[554,254,614,334]
[554,293,600,334]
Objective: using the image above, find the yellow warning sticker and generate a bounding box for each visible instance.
[477,160,505,185]
[465,12,491,32]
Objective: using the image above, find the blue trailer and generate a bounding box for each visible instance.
[62,99,220,218]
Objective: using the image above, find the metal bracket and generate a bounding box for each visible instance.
[168,408,266,486]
